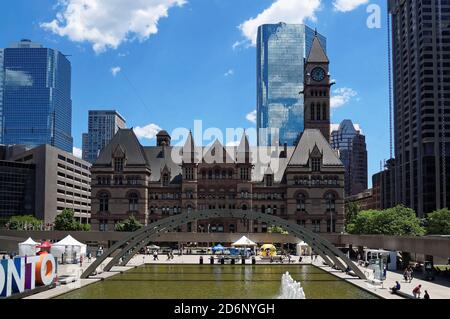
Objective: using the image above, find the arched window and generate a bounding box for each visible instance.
[316,104,321,120]
[187,205,193,214]
[99,193,109,212]
[215,169,220,179]
[297,193,306,212]
[242,204,248,211]
[208,170,213,179]
[273,205,277,215]
[311,103,316,121]
[128,193,139,212]
[326,193,336,212]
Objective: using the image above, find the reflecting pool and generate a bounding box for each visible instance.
[57,265,377,299]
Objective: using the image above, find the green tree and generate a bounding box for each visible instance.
[54,209,90,231]
[427,208,450,235]
[115,215,143,232]
[7,215,43,230]
[345,202,361,228]
[268,226,289,235]
[347,205,425,236]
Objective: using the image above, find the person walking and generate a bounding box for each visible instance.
[153,251,158,261]
[80,255,83,267]
[412,285,422,299]
[424,290,430,299]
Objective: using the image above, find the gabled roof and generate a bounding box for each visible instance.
[288,129,342,166]
[203,139,234,164]
[307,36,329,63]
[95,129,148,166]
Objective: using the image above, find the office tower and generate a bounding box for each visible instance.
[257,23,326,146]
[1,144,91,224]
[82,110,126,163]
[0,39,73,152]
[389,0,450,216]
[331,120,368,197]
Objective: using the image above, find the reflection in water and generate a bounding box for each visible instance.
[57,265,377,299]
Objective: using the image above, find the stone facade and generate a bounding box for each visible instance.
[90,129,345,234]
[90,36,344,235]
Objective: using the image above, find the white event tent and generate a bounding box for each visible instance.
[232,236,257,247]
[51,235,87,260]
[18,237,39,256]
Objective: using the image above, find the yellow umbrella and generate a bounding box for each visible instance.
[260,244,276,251]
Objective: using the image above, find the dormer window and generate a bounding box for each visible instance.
[114,157,124,172]
[265,174,273,187]
[311,158,321,172]
[162,173,170,187]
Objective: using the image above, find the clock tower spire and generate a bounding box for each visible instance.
[303,36,332,142]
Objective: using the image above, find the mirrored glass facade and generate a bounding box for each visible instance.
[0,40,73,153]
[257,24,326,146]
[82,110,126,163]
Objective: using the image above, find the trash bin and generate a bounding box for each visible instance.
[231,258,235,265]
[210,256,214,265]
[199,256,204,265]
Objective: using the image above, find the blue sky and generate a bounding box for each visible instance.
[1,0,390,184]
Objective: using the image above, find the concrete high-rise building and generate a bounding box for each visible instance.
[0,39,73,153]
[331,120,368,197]
[0,144,92,224]
[82,110,126,163]
[257,23,326,146]
[389,0,450,216]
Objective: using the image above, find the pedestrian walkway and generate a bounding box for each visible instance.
[313,258,450,299]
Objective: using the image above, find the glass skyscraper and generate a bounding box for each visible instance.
[0,39,73,153]
[82,110,126,163]
[257,23,326,146]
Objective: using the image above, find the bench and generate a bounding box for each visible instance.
[391,289,416,299]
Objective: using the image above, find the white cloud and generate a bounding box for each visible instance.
[333,0,369,12]
[134,123,162,140]
[330,87,358,108]
[111,66,121,77]
[41,0,187,53]
[246,110,257,124]
[224,69,234,77]
[238,0,321,47]
[73,147,82,158]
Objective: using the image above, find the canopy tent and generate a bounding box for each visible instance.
[18,238,39,256]
[50,235,87,260]
[232,236,257,247]
[212,244,225,252]
[260,244,277,257]
[296,242,311,257]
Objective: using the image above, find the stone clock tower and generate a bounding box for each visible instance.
[303,36,332,142]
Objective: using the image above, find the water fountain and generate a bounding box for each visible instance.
[278,272,306,299]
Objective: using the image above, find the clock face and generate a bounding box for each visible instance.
[311,67,326,82]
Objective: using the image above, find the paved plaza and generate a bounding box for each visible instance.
[17,253,450,299]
